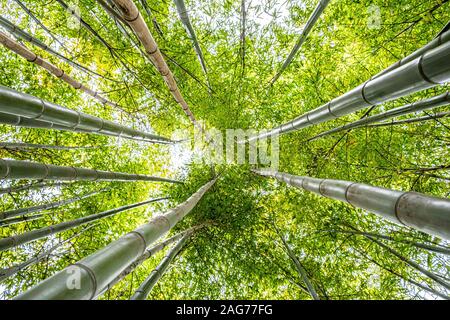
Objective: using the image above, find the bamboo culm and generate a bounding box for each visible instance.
[308,92,450,141]
[110,0,203,131]
[0,15,115,81]
[270,0,331,85]
[0,142,97,150]
[0,225,95,283]
[253,169,450,240]
[15,177,217,299]
[0,32,125,110]
[0,214,43,227]
[0,188,107,220]
[131,233,190,300]
[0,197,167,252]
[0,159,181,184]
[368,111,450,128]
[246,31,450,142]
[0,85,173,144]
[0,181,72,195]
[98,224,205,298]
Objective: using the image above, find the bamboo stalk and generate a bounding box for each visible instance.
[173,0,210,87]
[0,31,127,111]
[109,0,202,130]
[0,189,107,220]
[0,159,181,184]
[253,169,450,240]
[0,214,43,227]
[0,142,97,150]
[308,92,450,141]
[0,181,72,195]
[98,224,205,298]
[0,86,174,144]
[246,34,450,142]
[0,197,168,252]
[270,0,331,85]
[15,177,217,299]
[0,15,116,81]
[368,111,450,128]
[130,233,190,300]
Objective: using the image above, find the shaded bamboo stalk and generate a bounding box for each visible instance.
[246,33,450,142]
[173,0,210,89]
[0,15,115,81]
[363,234,450,290]
[0,85,173,144]
[270,0,331,85]
[253,169,450,240]
[0,214,43,227]
[130,232,190,300]
[0,188,107,220]
[15,177,217,299]
[0,159,180,183]
[98,224,206,298]
[308,92,450,141]
[0,181,73,195]
[323,229,450,255]
[0,197,168,251]
[0,142,97,151]
[110,0,202,131]
[0,224,96,283]
[273,221,320,300]
[0,32,125,111]
[368,111,450,128]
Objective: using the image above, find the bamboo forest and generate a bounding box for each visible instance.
[0,0,449,301]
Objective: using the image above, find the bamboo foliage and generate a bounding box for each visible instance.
[0,189,107,220]
[0,197,167,252]
[308,92,450,141]
[247,34,450,142]
[173,0,210,86]
[0,181,71,195]
[110,0,202,130]
[0,32,124,110]
[15,177,217,299]
[131,232,190,300]
[270,0,331,85]
[0,159,181,183]
[0,86,173,144]
[253,169,450,240]
[98,224,205,298]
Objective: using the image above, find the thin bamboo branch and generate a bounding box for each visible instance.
[368,111,450,128]
[0,142,97,151]
[0,214,43,227]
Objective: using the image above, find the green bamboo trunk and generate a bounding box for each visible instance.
[131,233,190,300]
[253,169,450,240]
[246,34,450,142]
[0,214,43,227]
[0,198,167,251]
[15,177,217,299]
[0,142,96,150]
[270,0,331,85]
[0,85,173,144]
[308,92,450,141]
[0,159,180,183]
[0,189,106,220]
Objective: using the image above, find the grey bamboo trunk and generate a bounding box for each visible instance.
[0,159,180,184]
[98,224,204,298]
[0,189,106,220]
[253,169,450,240]
[368,111,450,128]
[131,233,190,300]
[247,35,450,142]
[15,177,217,299]
[0,214,43,227]
[0,197,167,251]
[308,92,450,141]
[0,142,96,150]
[0,85,173,144]
[270,0,331,85]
